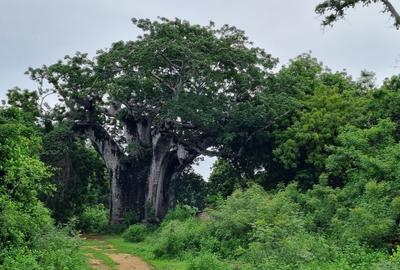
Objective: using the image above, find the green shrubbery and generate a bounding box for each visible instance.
[163,204,197,222]
[79,204,109,233]
[154,218,208,258]
[122,224,149,242]
[141,178,400,269]
[188,252,233,270]
[0,108,88,269]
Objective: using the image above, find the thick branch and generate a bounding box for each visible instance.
[73,122,124,168]
[381,0,400,27]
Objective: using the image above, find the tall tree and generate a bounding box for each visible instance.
[316,0,400,28]
[29,18,284,223]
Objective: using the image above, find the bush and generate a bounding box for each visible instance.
[154,218,208,258]
[188,252,233,270]
[375,247,400,270]
[122,210,139,227]
[122,224,149,242]
[79,204,109,233]
[0,108,89,269]
[0,197,53,249]
[163,204,197,222]
[145,183,398,269]
[0,228,88,270]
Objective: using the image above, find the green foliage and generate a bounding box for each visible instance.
[175,169,207,210]
[208,159,244,199]
[79,204,109,233]
[163,204,197,222]
[188,252,233,270]
[320,119,400,247]
[272,56,362,187]
[0,107,87,269]
[154,218,208,258]
[122,224,149,242]
[145,181,400,269]
[41,122,109,223]
[5,87,39,121]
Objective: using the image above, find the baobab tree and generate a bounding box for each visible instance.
[29,18,288,223]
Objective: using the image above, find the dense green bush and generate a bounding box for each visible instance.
[1,230,88,270]
[122,224,149,242]
[149,182,400,269]
[163,204,197,222]
[154,218,208,258]
[0,107,88,269]
[188,252,233,270]
[79,204,109,233]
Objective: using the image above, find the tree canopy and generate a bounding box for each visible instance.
[28,18,291,223]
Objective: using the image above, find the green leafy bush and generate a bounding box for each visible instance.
[0,107,88,269]
[154,218,208,258]
[163,204,197,222]
[122,224,149,242]
[79,204,109,233]
[149,181,400,269]
[188,252,233,270]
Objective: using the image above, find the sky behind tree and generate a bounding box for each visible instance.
[1,0,399,178]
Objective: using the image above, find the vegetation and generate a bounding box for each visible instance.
[28,17,293,223]
[0,107,88,269]
[2,14,400,269]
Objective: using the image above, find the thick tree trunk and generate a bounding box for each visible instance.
[108,159,149,224]
[144,133,193,222]
[74,122,196,224]
[145,133,174,221]
[74,123,148,223]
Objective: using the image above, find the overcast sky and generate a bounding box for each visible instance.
[1,0,400,178]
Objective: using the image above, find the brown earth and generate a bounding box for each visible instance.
[82,236,154,270]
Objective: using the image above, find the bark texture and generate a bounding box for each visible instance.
[74,120,196,224]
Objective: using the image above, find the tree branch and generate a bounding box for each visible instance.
[381,0,400,27]
[149,72,176,93]
[73,122,125,168]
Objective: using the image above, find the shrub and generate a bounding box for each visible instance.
[122,224,149,242]
[163,204,197,223]
[188,252,233,270]
[1,249,41,270]
[0,228,88,270]
[154,218,208,258]
[79,204,109,233]
[122,210,139,227]
[0,197,53,249]
[375,247,400,270]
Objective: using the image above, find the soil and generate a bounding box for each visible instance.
[82,236,154,270]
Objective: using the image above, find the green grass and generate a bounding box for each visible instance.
[81,238,118,269]
[85,250,117,270]
[105,236,189,270]
[77,249,94,270]
[81,236,189,270]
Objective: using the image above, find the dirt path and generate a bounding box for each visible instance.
[82,236,154,270]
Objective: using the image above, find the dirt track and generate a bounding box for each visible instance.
[82,236,154,270]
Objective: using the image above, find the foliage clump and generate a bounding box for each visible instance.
[122,224,149,242]
[0,107,87,269]
[79,204,109,234]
